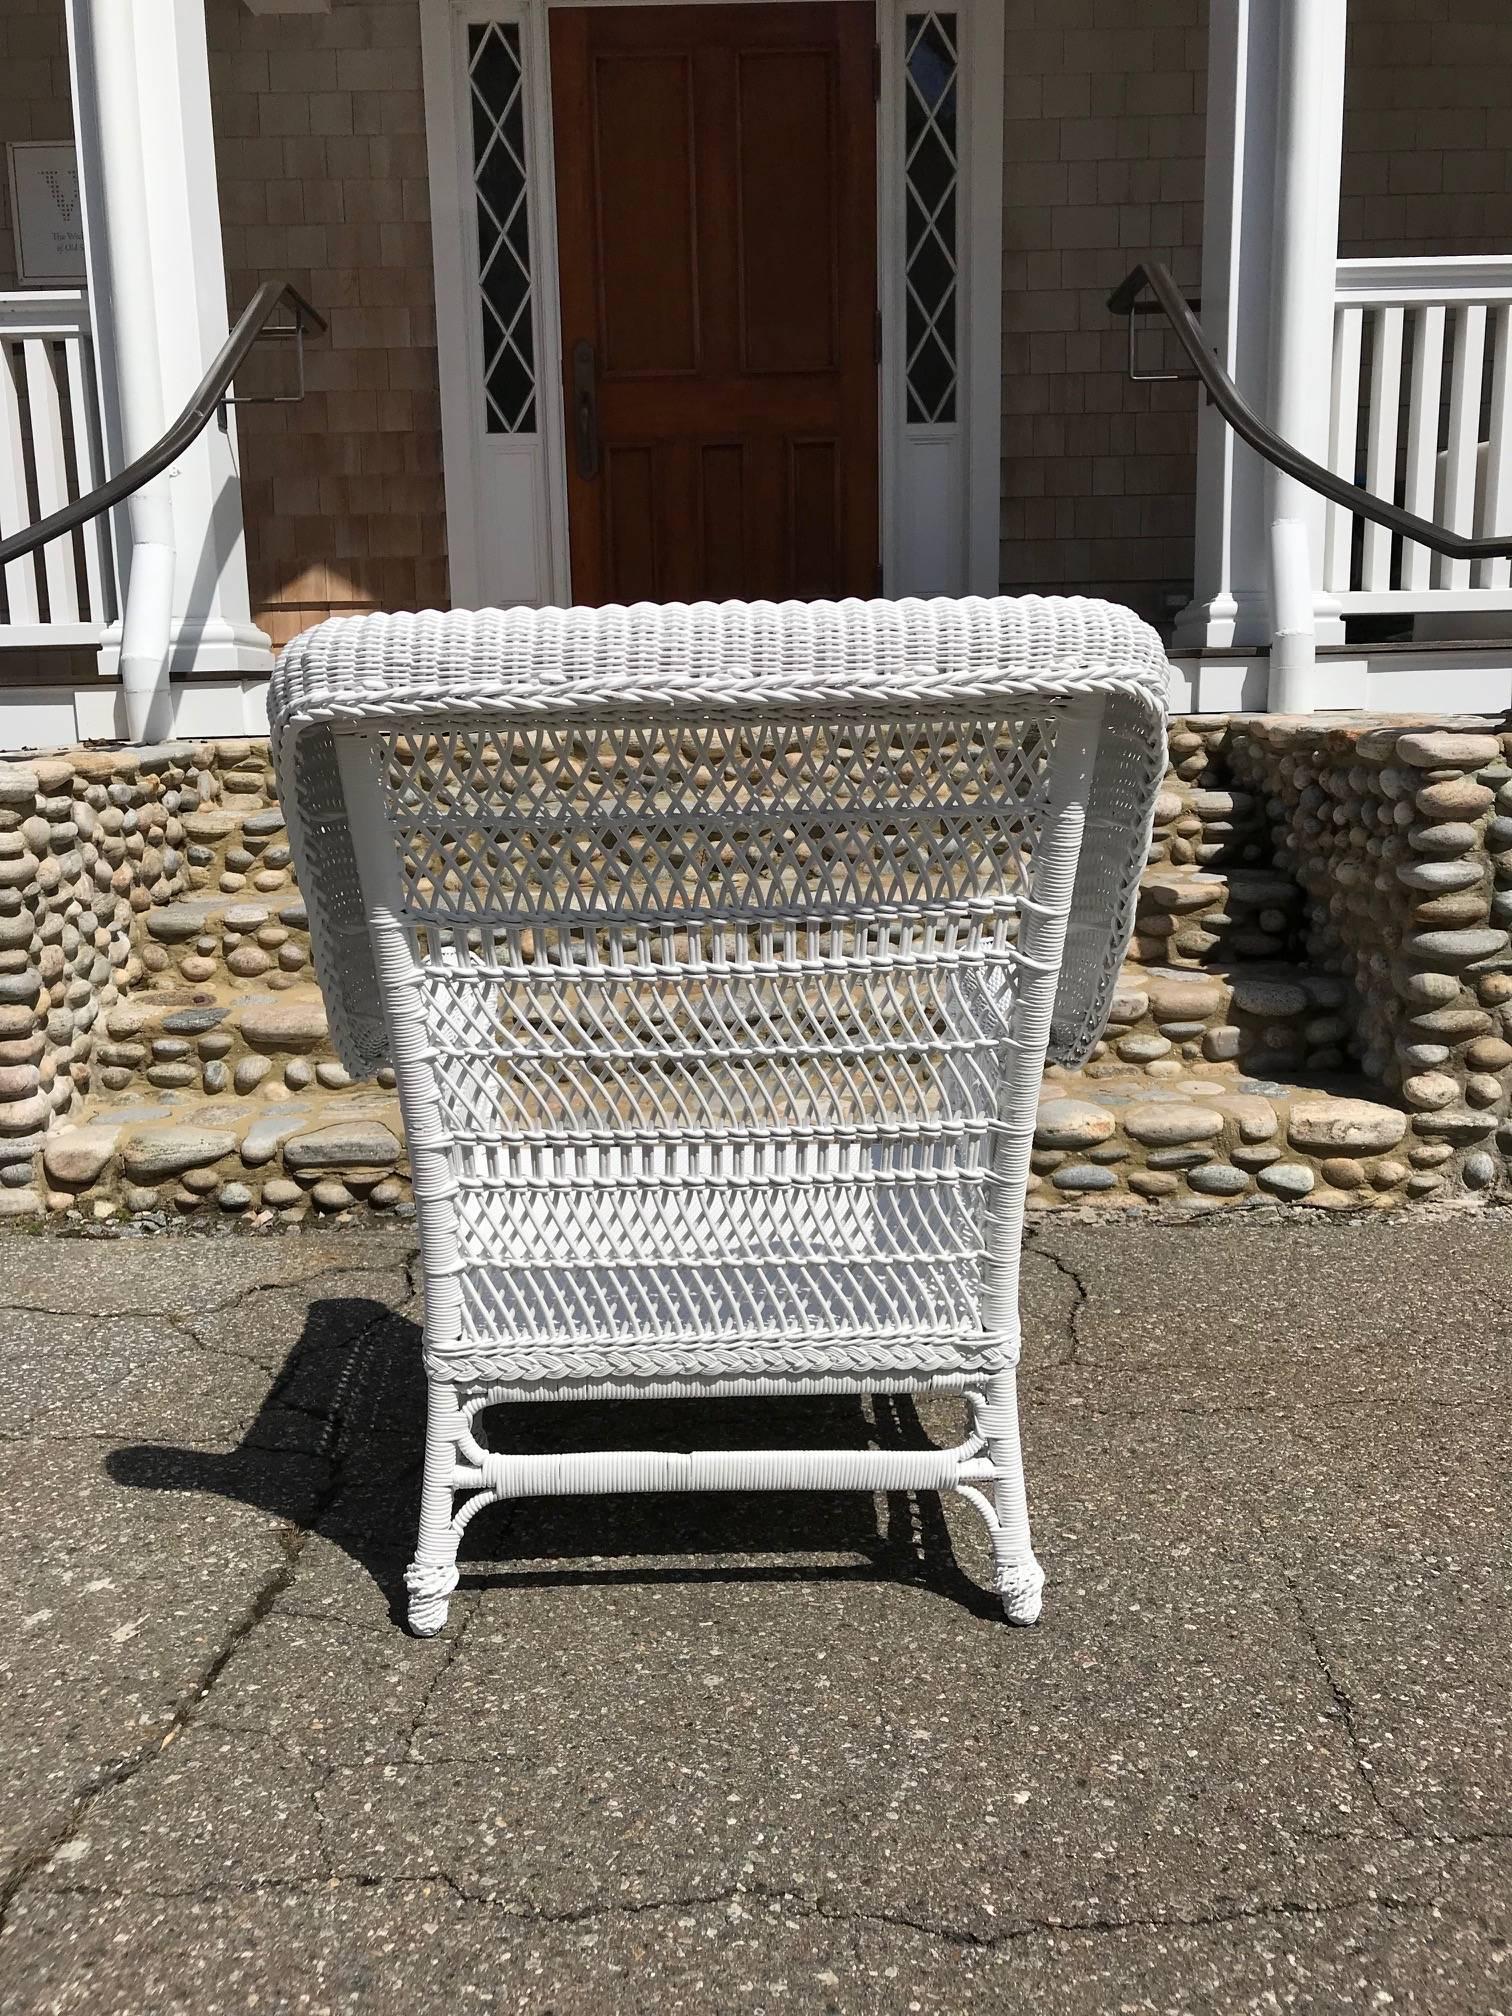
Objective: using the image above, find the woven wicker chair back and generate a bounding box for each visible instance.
[368,706,1059,1360]
[271,599,1168,1388]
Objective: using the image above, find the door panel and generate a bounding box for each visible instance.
[699,442,748,597]
[790,437,841,596]
[737,51,838,373]
[603,444,659,592]
[594,54,699,375]
[551,2,878,606]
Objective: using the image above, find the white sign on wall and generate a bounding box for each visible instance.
[7,142,86,286]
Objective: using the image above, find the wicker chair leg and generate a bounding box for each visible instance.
[978,1369,1045,1625]
[405,1378,464,1636]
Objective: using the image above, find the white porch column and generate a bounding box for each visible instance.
[1173,0,1347,684]
[1171,0,1275,654]
[66,0,271,721]
[1264,0,1348,711]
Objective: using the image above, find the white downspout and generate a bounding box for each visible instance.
[1267,515,1316,710]
[71,0,175,744]
[1264,0,1348,714]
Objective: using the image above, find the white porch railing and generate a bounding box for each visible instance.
[1326,256,1512,620]
[0,291,116,646]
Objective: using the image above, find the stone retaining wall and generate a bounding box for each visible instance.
[0,741,409,1222]
[5,713,1512,1223]
[1030,715,1512,1213]
[1230,721,1512,1099]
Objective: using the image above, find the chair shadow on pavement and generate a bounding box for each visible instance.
[108,1295,999,1628]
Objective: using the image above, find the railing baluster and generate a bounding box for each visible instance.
[1361,306,1405,592]
[1478,303,1512,593]
[62,325,113,625]
[1401,304,1446,593]
[0,290,125,639]
[1437,303,1488,592]
[22,335,80,625]
[1324,306,1362,593]
[0,339,40,626]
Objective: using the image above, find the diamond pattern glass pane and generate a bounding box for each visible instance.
[904,13,958,425]
[469,22,536,434]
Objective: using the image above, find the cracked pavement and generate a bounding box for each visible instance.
[1,1211,1511,2013]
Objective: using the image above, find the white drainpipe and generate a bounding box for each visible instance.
[71,0,175,744]
[1266,515,1316,713]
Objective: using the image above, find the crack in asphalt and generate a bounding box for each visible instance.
[175,1264,418,1372]
[402,1248,425,1306]
[6,1223,1512,1976]
[402,1591,481,1765]
[0,1254,418,1333]
[0,1284,413,1942]
[1022,1230,1091,1365]
[0,1429,193,1447]
[1277,1563,1409,1838]
[0,1532,308,1941]
[21,1870,1449,1948]
[1024,1394,1512,1423]
[306,1760,340,1884]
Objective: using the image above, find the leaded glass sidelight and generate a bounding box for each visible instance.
[904,12,958,424]
[469,21,536,434]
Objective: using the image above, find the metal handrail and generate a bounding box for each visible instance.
[0,275,326,571]
[1108,259,1512,562]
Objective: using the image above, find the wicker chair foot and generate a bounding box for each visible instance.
[405,1559,459,1637]
[995,1555,1045,1626]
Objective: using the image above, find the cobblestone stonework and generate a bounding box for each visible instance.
[1035,713,1512,1212]
[0,740,408,1223]
[7,715,1512,1223]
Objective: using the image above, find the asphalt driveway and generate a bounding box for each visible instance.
[1,1208,1509,2013]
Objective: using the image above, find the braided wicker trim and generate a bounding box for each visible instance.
[268,597,1169,1077]
[994,1555,1047,1622]
[422,1335,1018,1386]
[404,1560,460,1603]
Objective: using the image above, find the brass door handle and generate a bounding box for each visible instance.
[572,340,599,480]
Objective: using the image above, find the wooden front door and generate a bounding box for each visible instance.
[549,1,878,605]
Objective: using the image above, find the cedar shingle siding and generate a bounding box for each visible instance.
[206,0,448,645]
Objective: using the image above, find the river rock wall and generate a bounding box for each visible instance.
[4,714,1512,1223]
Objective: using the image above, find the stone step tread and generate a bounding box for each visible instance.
[42,1093,406,1188]
[1138,865,1301,908]
[1110,961,1348,1016]
[1102,961,1357,1075]
[59,1091,398,1134]
[144,892,304,943]
[1041,1071,1400,1118]
[1030,1073,1462,1208]
[57,1088,393,1119]
[104,985,332,1052]
[42,1062,1500,1214]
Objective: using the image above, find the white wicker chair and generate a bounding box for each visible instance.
[270,598,1168,1634]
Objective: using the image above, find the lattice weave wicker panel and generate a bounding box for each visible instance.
[269,599,1169,1386]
